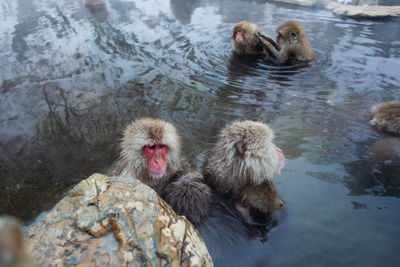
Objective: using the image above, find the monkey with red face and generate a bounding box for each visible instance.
[112,118,212,225]
[231,21,265,55]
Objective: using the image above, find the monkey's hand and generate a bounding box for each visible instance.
[256,32,280,51]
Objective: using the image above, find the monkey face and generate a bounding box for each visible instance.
[118,118,182,184]
[234,28,245,43]
[143,144,168,178]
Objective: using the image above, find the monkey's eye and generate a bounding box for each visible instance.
[158,144,168,153]
[143,145,154,154]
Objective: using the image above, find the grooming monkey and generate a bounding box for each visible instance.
[203,120,285,218]
[231,21,266,55]
[256,20,314,63]
[370,101,400,135]
[111,118,212,225]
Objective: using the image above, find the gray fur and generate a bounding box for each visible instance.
[204,120,283,195]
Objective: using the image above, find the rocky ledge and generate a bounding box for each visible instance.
[24,173,213,266]
[271,0,400,18]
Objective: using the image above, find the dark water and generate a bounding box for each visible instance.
[1,0,400,266]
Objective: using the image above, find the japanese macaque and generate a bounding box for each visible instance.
[235,182,283,222]
[231,21,265,55]
[256,20,314,63]
[370,101,400,135]
[204,120,284,196]
[111,118,212,225]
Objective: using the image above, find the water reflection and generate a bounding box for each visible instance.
[1,0,400,265]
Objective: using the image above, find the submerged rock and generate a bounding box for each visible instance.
[24,173,213,266]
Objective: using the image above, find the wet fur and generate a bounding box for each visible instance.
[162,170,212,225]
[239,181,282,215]
[370,102,400,135]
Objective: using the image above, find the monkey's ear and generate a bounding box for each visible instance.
[237,140,247,156]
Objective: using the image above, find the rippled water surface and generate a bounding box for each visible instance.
[1,0,400,266]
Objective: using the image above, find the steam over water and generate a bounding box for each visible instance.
[1,0,400,266]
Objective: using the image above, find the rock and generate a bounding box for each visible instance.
[0,216,35,267]
[271,0,318,7]
[24,173,213,266]
[323,0,400,17]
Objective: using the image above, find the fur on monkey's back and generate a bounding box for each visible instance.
[204,120,281,195]
[161,170,212,225]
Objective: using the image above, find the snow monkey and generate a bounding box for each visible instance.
[235,181,283,223]
[203,120,285,217]
[256,20,314,63]
[111,118,212,225]
[370,101,400,135]
[231,21,266,55]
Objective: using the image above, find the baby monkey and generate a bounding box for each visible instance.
[236,182,283,223]
[370,101,400,135]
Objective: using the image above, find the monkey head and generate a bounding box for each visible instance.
[204,120,284,195]
[231,21,263,54]
[120,118,183,186]
[276,20,304,47]
[370,102,400,135]
[240,181,283,214]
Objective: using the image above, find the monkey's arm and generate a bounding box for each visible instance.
[161,170,212,225]
[256,32,287,63]
[256,32,279,50]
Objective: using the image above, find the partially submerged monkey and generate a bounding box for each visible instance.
[111,118,212,225]
[256,20,314,63]
[236,181,283,223]
[370,101,400,135]
[203,120,285,219]
[231,21,265,55]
